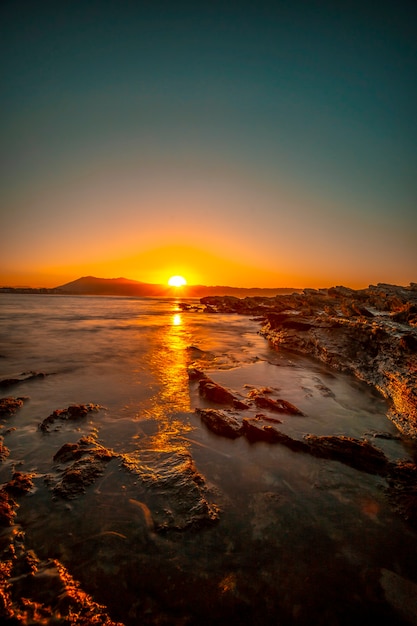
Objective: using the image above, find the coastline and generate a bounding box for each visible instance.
[193,282,417,438]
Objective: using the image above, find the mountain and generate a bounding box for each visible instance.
[54,276,301,297]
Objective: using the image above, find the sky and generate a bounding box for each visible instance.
[1,0,416,289]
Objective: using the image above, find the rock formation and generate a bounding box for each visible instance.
[201,283,417,437]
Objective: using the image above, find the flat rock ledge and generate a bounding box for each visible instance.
[200,283,417,437]
[196,408,417,527]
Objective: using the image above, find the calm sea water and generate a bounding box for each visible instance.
[1,294,416,625]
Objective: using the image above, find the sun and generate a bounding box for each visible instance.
[168,275,187,287]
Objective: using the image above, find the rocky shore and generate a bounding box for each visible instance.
[1,286,417,624]
[197,283,417,438]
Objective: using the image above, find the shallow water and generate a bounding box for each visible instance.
[1,294,417,625]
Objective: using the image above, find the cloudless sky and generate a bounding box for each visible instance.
[1,0,416,288]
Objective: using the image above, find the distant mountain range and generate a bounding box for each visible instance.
[0,276,301,297]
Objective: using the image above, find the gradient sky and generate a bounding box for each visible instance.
[1,0,416,288]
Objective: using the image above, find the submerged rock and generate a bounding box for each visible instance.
[196,408,243,439]
[39,403,102,432]
[0,371,48,388]
[121,449,220,531]
[51,436,116,499]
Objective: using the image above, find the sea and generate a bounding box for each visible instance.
[1,293,416,625]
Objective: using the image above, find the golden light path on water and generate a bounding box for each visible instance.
[137,305,193,454]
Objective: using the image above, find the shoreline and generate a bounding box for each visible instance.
[193,282,417,438]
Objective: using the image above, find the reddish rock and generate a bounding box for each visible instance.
[0,396,27,417]
[4,472,34,495]
[196,408,243,439]
[198,378,245,408]
[39,403,102,432]
[0,490,16,526]
[0,436,10,462]
[254,395,304,415]
[241,418,308,451]
[187,367,208,381]
[304,434,389,475]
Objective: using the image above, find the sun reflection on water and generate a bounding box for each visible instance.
[172,313,181,326]
[141,304,193,453]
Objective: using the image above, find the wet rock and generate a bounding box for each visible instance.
[241,420,389,475]
[0,371,47,388]
[1,548,124,625]
[187,366,208,381]
[386,461,417,527]
[254,395,304,415]
[186,345,216,361]
[4,471,34,495]
[254,412,283,424]
[0,436,10,462]
[199,378,246,408]
[196,408,243,439]
[0,396,27,417]
[121,449,219,531]
[39,403,102,432]
[241,418,309,451]
[304,434,389,475]
[51,436,116,499]
[0,489,16,526]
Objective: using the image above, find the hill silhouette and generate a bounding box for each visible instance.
[54,276,300,297]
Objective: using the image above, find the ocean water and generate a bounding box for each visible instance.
[1,294,416,625]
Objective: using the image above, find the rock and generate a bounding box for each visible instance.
[196,408,243,439]
[121,449,219,531]
[187,366,208,381]
[39,403,102,432]
[0,371,48,388]
[254,395,304,415]
[4,472,34,495]
[198,378,245,407]
[199,283,417,436]
[241,418,309,451]
[1,548,124,625]
[0,490,16,526]
[0,436,10,462]
[51,436,115,499]
[0,396,27,417]
[304,434,389,475]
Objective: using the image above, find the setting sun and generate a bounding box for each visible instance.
[168,275,187,287]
